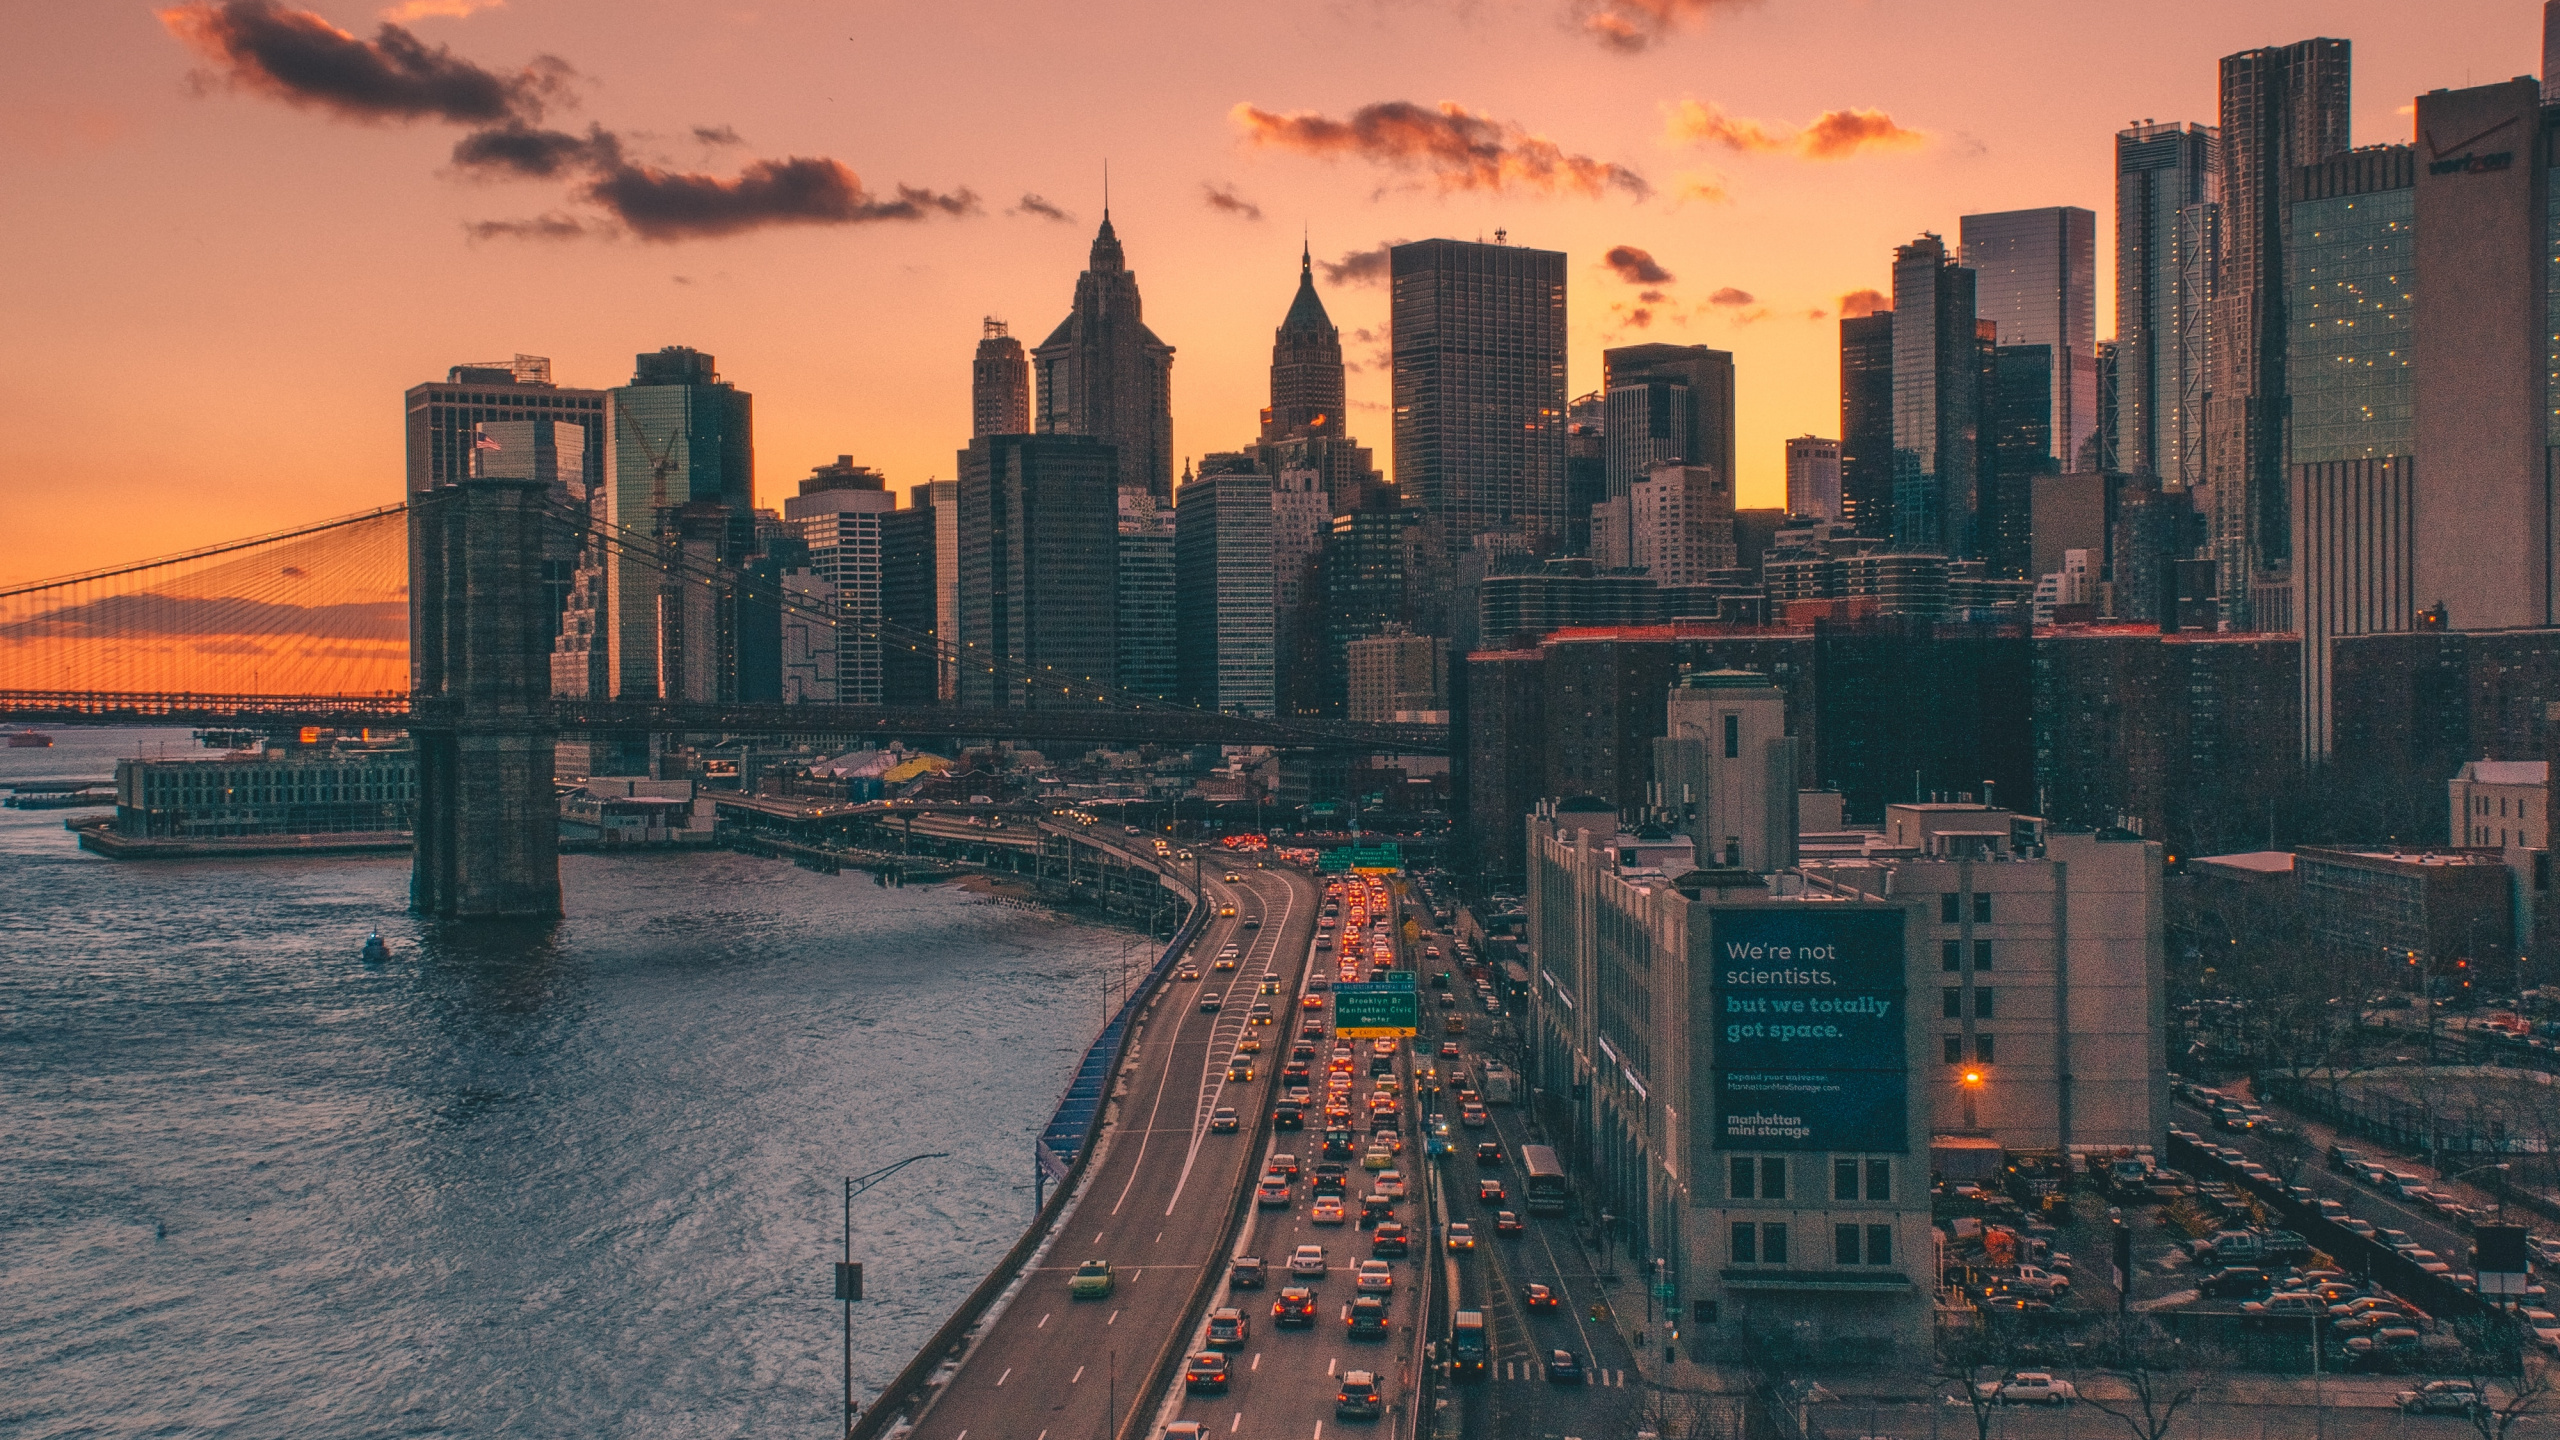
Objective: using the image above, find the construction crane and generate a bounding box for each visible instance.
[613,395,683,510]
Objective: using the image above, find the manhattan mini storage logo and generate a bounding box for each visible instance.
[1724,1109,1813,1142]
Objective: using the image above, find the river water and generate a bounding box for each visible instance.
[0,727,1136,1438]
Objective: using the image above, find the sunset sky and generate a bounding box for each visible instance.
[1,0,2540,585]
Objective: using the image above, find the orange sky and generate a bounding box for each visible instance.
[0,0,2539,584]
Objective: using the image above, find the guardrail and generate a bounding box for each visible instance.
[849,850,1202,1440]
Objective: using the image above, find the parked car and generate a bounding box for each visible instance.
[2397,1381,2485,1416]
[1976,1372,2078,1406]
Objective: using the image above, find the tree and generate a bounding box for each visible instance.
[1932,1321,2031,1440]
[2453,1318,2556,1440]
[2074,1317,2220,1440]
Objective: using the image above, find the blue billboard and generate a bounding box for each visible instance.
[1698,907,1909,1154]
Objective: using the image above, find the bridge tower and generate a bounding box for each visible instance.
[408,475,563,918]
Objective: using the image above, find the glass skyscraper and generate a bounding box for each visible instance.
[1175,458,1277,716]
[1839,312,1895,536]
[1391,238,1569,562]
[1890,234,1981,556]
[1960,207,2098,471]
[602,346,753,701]
[2114,122,2220,488]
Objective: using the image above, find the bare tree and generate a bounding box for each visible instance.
[1932,1322,2029,1440]
[2074,1317,2220,1440]
[2453,1319,2557,1440]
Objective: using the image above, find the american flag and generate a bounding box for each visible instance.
[474,430,503,451]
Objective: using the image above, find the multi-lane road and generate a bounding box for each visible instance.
[908,841,1317,1440]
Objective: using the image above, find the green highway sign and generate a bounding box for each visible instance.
[1334,984,1420,1037]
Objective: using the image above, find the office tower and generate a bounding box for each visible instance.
[2088,340,2120,474]
[1961,208,2098,471]
[1839,313,1895,535]
[2209,36,2352,629]
[1269,463,1330,712]
[1890,235,1982,556]
[470,418,592,652]
[1264,241,1348,444]
[405,355,605,497]
[1784,436,1842,520]
[1605,344,1736,498]
[1564,392,1607,555]
[783,458,896,706]
[2115,121,2220,488]
[1391,238,1569,560]
[602,347,753,701]
[1034,213,1176,501]
[955,433,1120,707]
[912,479,960,700]
[1984,346,2058,580]
[1176,456,1277,716]
[1602,376,1693,500]
[1318,506,1420,715]
[879,501,941,706]
[972,319,1030,437]
[1628,464,1737,585]
[1345,626,1446,723]
[1116,486,1177,700]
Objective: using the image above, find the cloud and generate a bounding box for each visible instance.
[1319,243,1399,287]
[464,212,588,240]
[691,124,741,147]
[1707,286,1752,306]
[1351,327,1380,344]
[1836,287,1888,318]
[1012,192,1071,222]
[1671,171,1730,205]
[1618,306,1654,329]
[1638,288,1665,303]
[587,157,978,241]
[1202,181,1263,221]
[450,122,605,178]
[380,0,503,18]
[1662,98,1926,159]
[1232,99,1648,199]
[1601,244,1672,285]
[160,0,569,126]
[1569,0,1754,51]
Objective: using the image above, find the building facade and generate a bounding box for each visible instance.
[1115,487,1178,702]
[955,433,1119,707]
[1785,435,1842,521]
[1392,238,1569,561]
[1889,235,1982,556]
[2452,759,2548,851]
[1175,458,1277,715]
[1839,313,1896,537]
[601,347,754,701]
[114,746,417,838]
[1034,215,1175,502]
[973,318,1030,437]
[404,355,604,497]
[1962,207,2100,471]
[784,460,897,706]
[1628,463,1738,586]
[2115,121,2221,489]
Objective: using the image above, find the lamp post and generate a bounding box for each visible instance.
[2447,1159,2513,1223]
[837,1152,949,1439]
[1960,1067,1984,1131]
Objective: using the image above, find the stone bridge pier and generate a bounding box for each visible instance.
[408,476,562,918]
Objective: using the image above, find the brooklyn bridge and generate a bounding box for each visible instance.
[0,476,1447,916]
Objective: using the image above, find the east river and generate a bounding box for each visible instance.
[1,728,1137,1437]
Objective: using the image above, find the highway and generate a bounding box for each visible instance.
[907,839,1318,1440]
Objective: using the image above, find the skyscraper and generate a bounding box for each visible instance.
[2209,36,2352,629]
[784,459,896,706]
[1889,235,1982,556]
[1391,238,1569,561]
[1605,344,1737,496]
[404,355,604,497]
[1564,392,1607,556]
[1115,486,1177,701]
[1839,312,1895,536]
[972,319,1029,437]
[1264,241,1348,444]
[955,433,1120,707]
[1961,207,2098,471]
[2114,121,2220,489]
[1985,346,2058,580]
[1784,435,1842,521]
[1034,214,1175,501]
[879,500,941,706]
[1176,456,1277,716]
[603,347,753,701]
[1602,376,1693,501]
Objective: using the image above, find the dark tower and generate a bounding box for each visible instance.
[1839,312,1895,536]
[1265,240,1348,444]
[972,319,1029,437]
[1033,213,1176,502]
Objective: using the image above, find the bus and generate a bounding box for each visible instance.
[1519,1144,1569,1216]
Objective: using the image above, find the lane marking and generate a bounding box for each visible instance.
[1108,1309,1119,1325]
[1070,1365,1085,1384]
[1231,1414,1242,1433]
[1037,1312,1048,1328]
[1327,1356,1337,1376]
[994,1368,1010,1387]
[1251,1351,1262,1370]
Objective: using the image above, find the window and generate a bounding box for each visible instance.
[1866,1225,1893,1265]
[1730,1221,1757,1264]
[1729,1156,1756,1199]
[1761,1158,1786,1199]
[1975,1034,1996,1063]
[1944,1035,1963,1063]
[1762,1223,1788,1264]
[1943,987,1962,1018]
[1973,893,1992,922]
[1835,1159,1860,1200]
[1942,941,1961,972]
[1866,1160,1892,1201]
[1975,988,1996,1019]
[1940,894,1960,923]
[1974,940,1994,971]
[1723,714,1740,758]
[1836,1224,1862,1265]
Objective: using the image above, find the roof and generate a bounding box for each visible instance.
[2192,851,2295,874]
[1279,245,1334,335]
[2459,760,2548,786]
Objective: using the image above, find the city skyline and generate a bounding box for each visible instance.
[2,0,2524,583]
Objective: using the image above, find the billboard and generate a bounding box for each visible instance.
[1698,906,1909,1153]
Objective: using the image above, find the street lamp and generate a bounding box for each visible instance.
[1960,1067,1985,1131]
[837,1152,949,1439]
[2447,1159,2513,1222]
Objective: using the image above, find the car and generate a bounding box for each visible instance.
[1478,1178,1507,1206]
[1289,1244,1328,1278]
[1257,1177,1292,1208]
[1069,1260,1114,1298]
[1230,1256,1266,1289]
[1336,1369,1384,1419]
[1313,1196,1347,1225]
[1356,1259,1395,1291]
[1461,1104,1489,1128]
[1375,1170,1407,1199]
[1214,957,1237,972]
[1495,1210,1524,1236]
[1976,1372,2078,1406]
[1546,1350,1584,1384]
[1184,1351,1231,1393]
[1524,1282,1560,1312]
[1348,1294,1391,1337]
[1371,1222,1410,1256]
[1375,1128,1404,1153]
[1268,1151,1300,1177]
[1446,1222,1476,1251]
[1476,1141,1506,1167]
[1302,993,1326,1010]
[1201,993,1223,1011]
[1249,1006,1275,1027]
[1364,1146,1395,1170]
[1164,1423,1205,1439]
[1227,1062,1255,1082]
[1205,1305,1250,1349]
[1224,871,1241,882]
[2397,1381,2486,1416]
[1177,966,1202,981]
[1273,1286,1318,1326]
[1210,1107,1240,1133]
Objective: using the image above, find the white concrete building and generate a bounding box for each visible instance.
[1628,463,1737,586]
[2451,759,2546,851]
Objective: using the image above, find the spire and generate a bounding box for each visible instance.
[1278,239,1333,337]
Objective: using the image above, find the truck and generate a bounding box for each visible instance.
[1477,1059,1520,1105]
[1451,1311,1488,1378]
